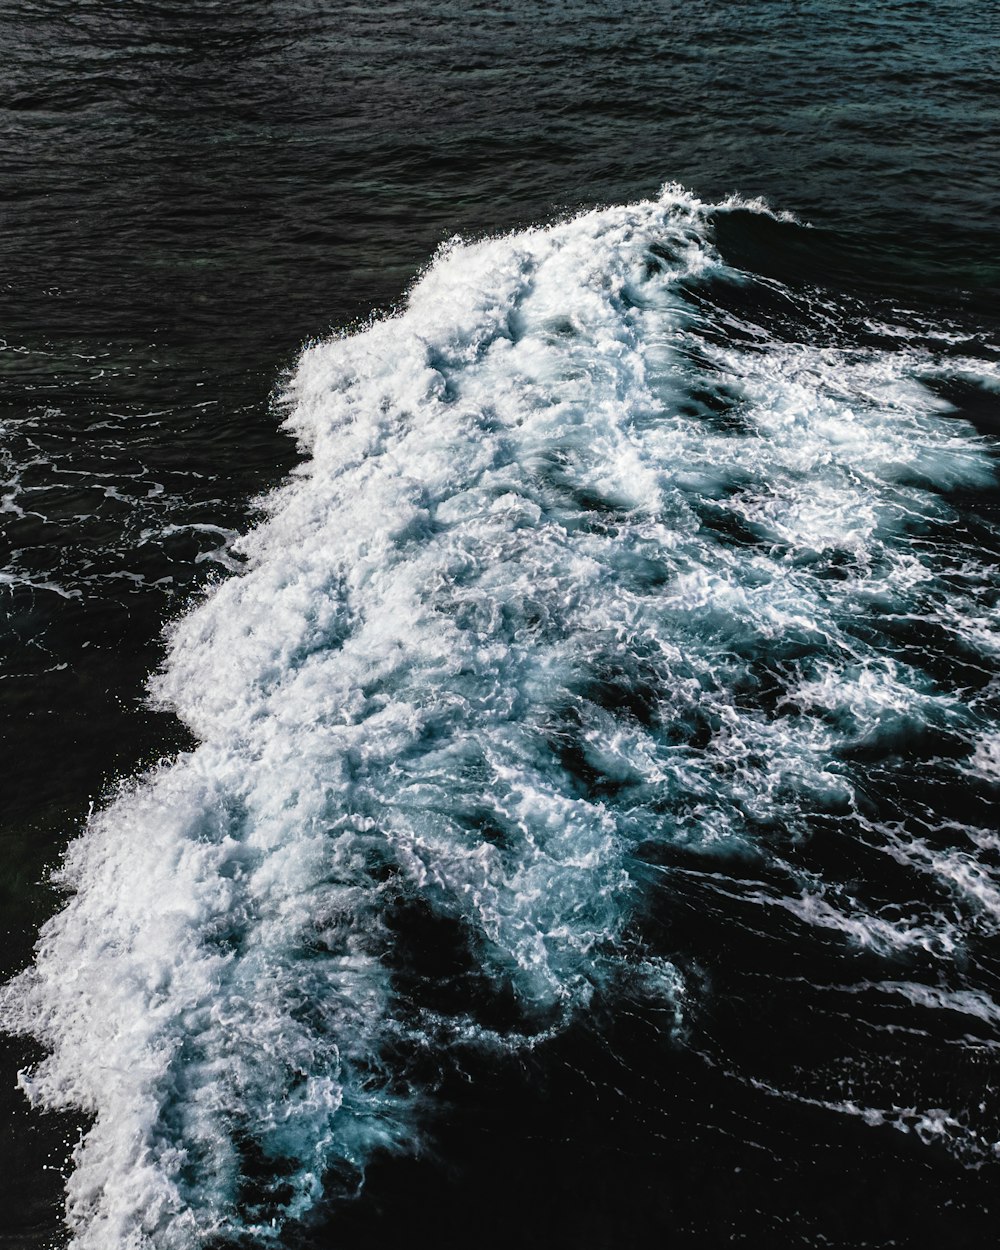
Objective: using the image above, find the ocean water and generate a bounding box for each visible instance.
[2,3,999,1248]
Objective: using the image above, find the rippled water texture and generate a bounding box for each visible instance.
[2,3,999,1248]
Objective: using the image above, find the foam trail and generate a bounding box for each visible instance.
[3,185,999,1245]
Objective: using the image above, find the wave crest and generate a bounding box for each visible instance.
[4,185,999,1246]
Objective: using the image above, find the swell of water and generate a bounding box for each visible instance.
[2,186,998,1247]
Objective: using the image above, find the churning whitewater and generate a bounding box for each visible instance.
[3,187,999,1247]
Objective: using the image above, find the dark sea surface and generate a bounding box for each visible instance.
[2,2,999,1246]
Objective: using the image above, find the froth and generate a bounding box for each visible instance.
[3,184,999,1246]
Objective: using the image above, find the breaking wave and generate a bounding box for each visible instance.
[3,185,999,1247]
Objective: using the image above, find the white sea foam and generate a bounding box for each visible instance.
[2,185,998,1245]
[966,733,1000,784]
[745,1074,997,1161]
[861,980,1000,1029]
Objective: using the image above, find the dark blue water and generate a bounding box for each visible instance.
[2,3,999,1247]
